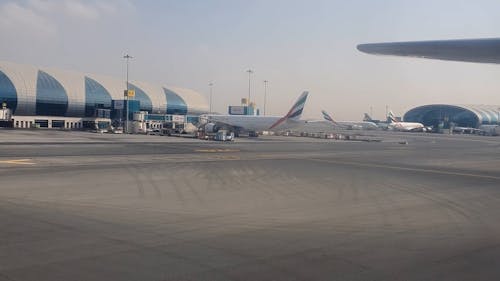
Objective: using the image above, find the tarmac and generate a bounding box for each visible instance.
[1,130,500,281]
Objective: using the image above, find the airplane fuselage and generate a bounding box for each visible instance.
[389,122,425,132]
[201,91,309,133]
[203,114,299,132]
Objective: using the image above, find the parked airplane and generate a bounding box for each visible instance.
[452,126,481,134]
[387,111,425,132]
[363,113,376,123]
[320,110,379,130]
[363,112,390,128]
[200,91,309,136]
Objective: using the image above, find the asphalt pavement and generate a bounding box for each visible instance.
[1,130,500,281]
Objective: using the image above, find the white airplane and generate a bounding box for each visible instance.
[363,113,377,123]
[201,91,308,136]
[387,111,425,132]
[363,112,391,129]
[318,110,379,130]
[452,126,480,134]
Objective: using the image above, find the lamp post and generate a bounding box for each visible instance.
[263,80,268,115]
[209,82,214,114]
[246,69,253,104]
[123,54,133,133]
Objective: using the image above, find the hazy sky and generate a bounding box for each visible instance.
[2,0,500,119]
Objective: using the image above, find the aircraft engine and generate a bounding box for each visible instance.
[204,123,218,133]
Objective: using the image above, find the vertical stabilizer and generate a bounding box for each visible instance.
[363,113,373,122]
[269,91,309,129]
[388,110,398,123]
[321,110,340,126]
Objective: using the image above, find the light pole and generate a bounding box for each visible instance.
[246,69,253,104]
[123,54,133,133]
[263,80,268,115]
[209,82,214,114]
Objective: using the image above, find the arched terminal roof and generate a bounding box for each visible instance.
[404,104,500,128]
[0,61,208,117]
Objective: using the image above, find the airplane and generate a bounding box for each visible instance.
[452,126,481,134]
[387,110,425,132]
[363,113,377,123]
[318,110,379,130]
[363,113,389,130]
[363,112,389,127]
[200,91,308,136]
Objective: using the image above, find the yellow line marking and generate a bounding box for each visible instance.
[0,159,36,165]
[309,158,500,180]
[195,149,240,153]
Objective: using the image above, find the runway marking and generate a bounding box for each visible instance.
[195,149,240,153]
[308,158,500,180]
[212,155,241,160]
[0,159,36,165]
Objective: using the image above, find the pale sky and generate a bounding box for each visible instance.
[2,0,500,120]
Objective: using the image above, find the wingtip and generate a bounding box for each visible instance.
[357,43,380,54]
[357,43,369,52]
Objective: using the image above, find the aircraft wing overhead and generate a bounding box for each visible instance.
[357,38,500,64]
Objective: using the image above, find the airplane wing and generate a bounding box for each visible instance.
[357,38,500,64]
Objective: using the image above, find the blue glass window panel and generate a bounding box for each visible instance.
[0,70,17,113]
[187,116,199,123]
[85,77,112,117]
[128,83,152,113]
[126,100,140,119]
[36,70,68,116]
[163,88,187,115]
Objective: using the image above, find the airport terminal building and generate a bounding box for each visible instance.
[0,61,208,129]
[404,104,500,128]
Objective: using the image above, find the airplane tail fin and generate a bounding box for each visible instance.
[287,91,309,121]
[321,110,339,125]
[388,110,398,123]
[363,113,373,122]
[321,110,342,127]
[269,91,309,129]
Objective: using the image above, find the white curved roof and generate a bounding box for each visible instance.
[168,86,209,115]
[0,60,208,116]
[404,104,500,126]
[0,61,38,115]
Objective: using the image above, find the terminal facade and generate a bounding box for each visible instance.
[404,104,500,129]
[0,61,208,130]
